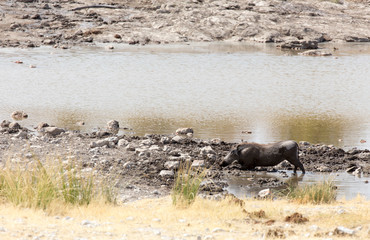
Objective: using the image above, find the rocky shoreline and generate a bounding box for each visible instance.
[1,120,369,201]
[0,0,369,49]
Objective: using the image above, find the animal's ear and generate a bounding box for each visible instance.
[236,144,246,154]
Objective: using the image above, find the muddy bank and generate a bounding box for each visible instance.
[0,0,369,48]
[1,120,369,201]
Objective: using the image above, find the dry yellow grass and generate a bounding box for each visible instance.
[0,196,369,239]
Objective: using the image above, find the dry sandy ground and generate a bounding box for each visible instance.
[0,197,369,240]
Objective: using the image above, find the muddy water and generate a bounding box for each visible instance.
[226,171,370,200]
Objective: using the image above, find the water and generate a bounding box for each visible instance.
[226,171,370,200]
[1,42,370,199]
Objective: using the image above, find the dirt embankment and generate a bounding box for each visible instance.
[0,0,369,48]
[1,121,369,201]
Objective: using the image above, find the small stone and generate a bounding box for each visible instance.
[334,226,355,236]
[118,139,129,147]
[43,127,65,137]
[337,209,346,215]
[9,122,21,130]
[107,120,119,134]
[172,135,185,143]
[175,128,193,135]
[164,161,179,170]
[159,170,174,178]
[90,139,109,148]
[258,189,270,198]
[1,120,11,128]
[191,160,205,168]
[200,146,216,155]
[211,228,225,233]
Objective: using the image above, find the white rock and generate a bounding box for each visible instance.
[118,139,129,147]
[149,145,161,151]
[172,135,185,143]
[159,170,174,178]
[43,127,65,136]
[200,146,216,155]
[258,188,270,198]
[334,226,355,235]
[192,160,205,168]
[309,225,320,232]
[211,228,225,233]
[176,128,194,135]
[90,139,109,148]
[164,161,179,170]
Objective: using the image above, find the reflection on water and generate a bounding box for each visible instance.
[0,43,370,149]
[272,114,350,147]
[226,171,370,200]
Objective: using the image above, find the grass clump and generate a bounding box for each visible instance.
[284,180,337,204]
[171,162,206,207]
[0,157,116,210]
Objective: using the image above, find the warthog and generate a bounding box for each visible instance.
[221,140,305,174]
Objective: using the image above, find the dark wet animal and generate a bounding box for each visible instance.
[221,140,305,174]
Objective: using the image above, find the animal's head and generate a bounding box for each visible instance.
[220,145,244,167]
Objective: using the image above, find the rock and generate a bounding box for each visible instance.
[191,160,205,168]
[159,170,174,178]
[164,161,179,170]
[1,120,11,128]
[160,136,171,144]
[317,165,331,172]
[357,152,370,160]
[258,188,270,198]
[277,40,318,50]
[14,131,28,139]
[126,144,136,151]
[140,139,153,145]
[172,135,185,143]
[107,120,119,134]
[123,161,133,169]
[118,139,129,147]
[299,141,310,146]
[200,146,216,155]
[9,122,21,130]
[43,127,65,137]
[210,138,222,145]
[333,226,356,236]
[211,228,225,233]
[90,139,110,148]
[36,122,49,131]
[299,50,332,56]
[175,128,194,135]
[149,145,161,151]
[11,111,28,121]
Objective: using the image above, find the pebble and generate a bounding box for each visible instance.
[334,226,356,235]
[211,228,225,233]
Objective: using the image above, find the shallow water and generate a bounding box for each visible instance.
[226,171,370,200]
[1,42,370,150]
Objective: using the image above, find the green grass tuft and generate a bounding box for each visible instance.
[171,162,206,207]
[0,156,117,209]
[283,180,337,204]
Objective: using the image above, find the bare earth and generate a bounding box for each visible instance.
[0,0,369,48]
[0,197,369,240]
